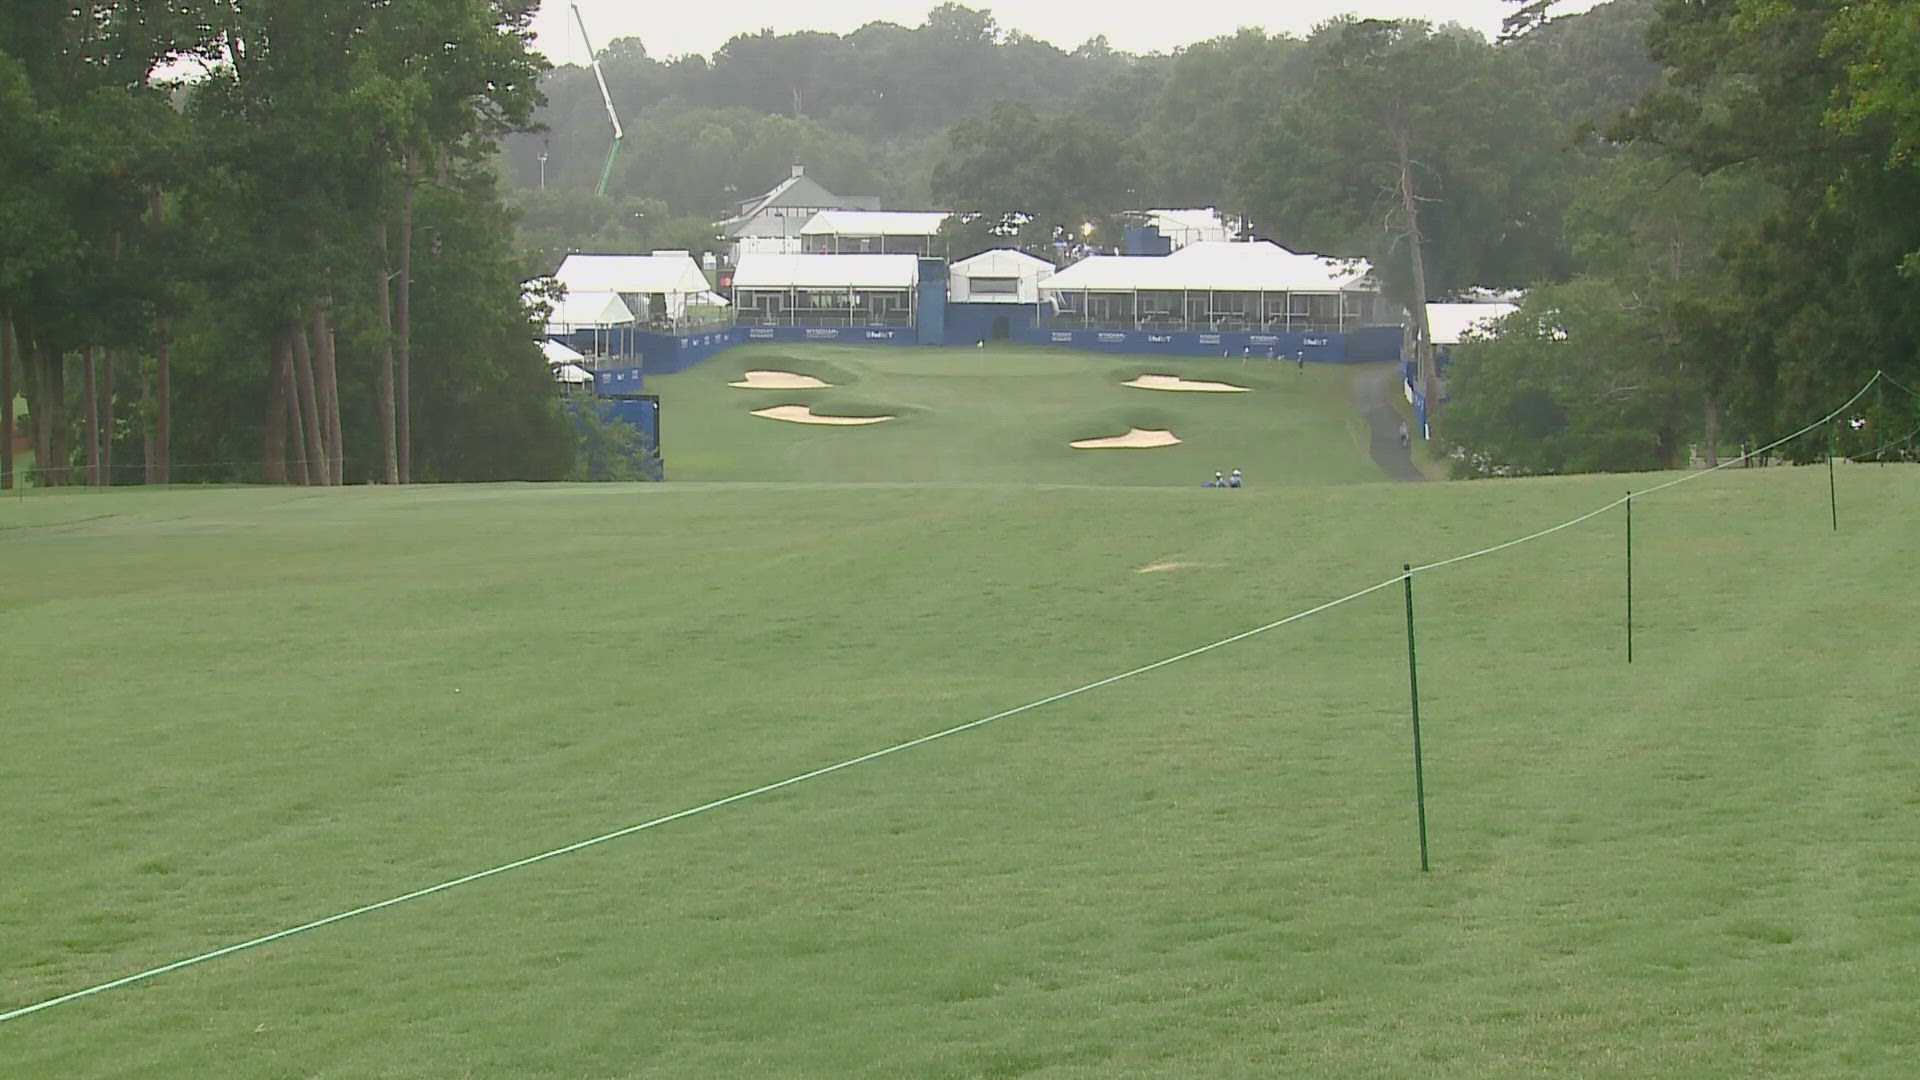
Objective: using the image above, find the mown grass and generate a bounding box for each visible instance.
[2,461,1916,1077]
[645,344,1381,485]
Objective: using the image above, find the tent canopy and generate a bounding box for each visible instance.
[1041,241,1373,295]
[544,290,634,332]
[800,210,950,238]
[1426,302,1519,345]
[949,248,1056,303]
[541,339,586,365]
[733,253,920,289]
[551,362,594,384]
[553,252,711,295]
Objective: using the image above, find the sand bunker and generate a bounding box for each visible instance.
[1136,561,1199,574]
[751,405,894,426]
[1124,374,1250,393]
[730,370,832,389]
[1070,427,1182,449]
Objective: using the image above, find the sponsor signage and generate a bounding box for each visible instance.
[748,328,774,339]
[1050,332,1074,342]
[1147,334,1172,343]
[1199,334,1221,345]
[1097,332,1126,342]
[1304,336,1329,347]
[804,328,839,339]
[1250,335,1278,345]
[865,330,895,340]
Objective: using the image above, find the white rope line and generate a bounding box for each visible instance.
[1409,372,1885,574]
[0,577,1404,1026]
[0,371,1896,1025]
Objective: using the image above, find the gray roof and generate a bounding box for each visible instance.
[719,170,886,234]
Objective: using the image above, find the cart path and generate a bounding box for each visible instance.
[1352,363,1425,482]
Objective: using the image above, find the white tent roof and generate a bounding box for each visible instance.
[951,248,1056,277]
[545,290,634,330]
[551,362,595,384]
[800,210,950,237]
[553,252,711,294]
[733,253,920,289]
[1040,241,1372,294]
[541,339,586,364]
[1427,302,1519,345]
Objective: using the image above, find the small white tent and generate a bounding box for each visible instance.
[540,339,587,366]
[949,249,1055,304]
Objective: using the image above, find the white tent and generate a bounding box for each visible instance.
[552,251,720,325]
[540,338,586,365]
[948,249,1055,304]
[543,290,634,335]
[733,253,920,289]
[800,211,951,254]
[1143,209,1234,249]
[1038,241,1382,333]
[1043,241,1372,294]
[551,362,594,384]
[733,254,920,327]
[1426,302,1519,345]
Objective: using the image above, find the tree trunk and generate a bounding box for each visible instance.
[315,303,344,484]
[1396,132,1437,430]
[263,336,288,485]
[282,333,311,486]
[151,190,171,485]
[84,346,100,486]
[101,350,114,485]
[48,343,69,486]
[375,222,399,484]
[1704,395,1719,468]
[397,145,419,484]
[1,312,13,490]
[291,317,330,486]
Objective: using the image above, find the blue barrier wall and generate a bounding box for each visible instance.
[592,366,644,394]
[916,260,948,345]
[633,328,739,374]
[944,303,1039,345]
[1011,325,1403,364]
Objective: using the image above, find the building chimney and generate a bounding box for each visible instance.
[792,157,804,178]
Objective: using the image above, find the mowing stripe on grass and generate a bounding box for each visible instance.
[1,372,1898,1026]
[0,576,1406,1026]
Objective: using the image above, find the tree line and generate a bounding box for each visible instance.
[1,1,574,490]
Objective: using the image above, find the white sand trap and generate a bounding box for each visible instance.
[1070,427,1182,449]
[751,405,894,426]
[730,370,832,389]
[1136,561,1198,574]
[1124,374,1250,393]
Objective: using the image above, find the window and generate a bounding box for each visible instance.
[971,276,1019,296]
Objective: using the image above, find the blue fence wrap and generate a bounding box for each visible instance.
[1011,324,1405,364]
[944,303,1040,345]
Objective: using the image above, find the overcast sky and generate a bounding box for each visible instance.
[531,0,1602,66]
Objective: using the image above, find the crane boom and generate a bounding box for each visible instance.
[571,2,623,196]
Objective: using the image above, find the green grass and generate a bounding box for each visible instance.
[646,343,1381,484]
[3,462,1917,1077]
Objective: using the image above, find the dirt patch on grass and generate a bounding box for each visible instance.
[1135,561,1203,574]
[750,405,894,426]
[1070,428,1181,449]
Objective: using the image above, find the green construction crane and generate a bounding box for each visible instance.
[572,2,623,196]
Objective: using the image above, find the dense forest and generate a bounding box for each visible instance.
[4,1,1917,488]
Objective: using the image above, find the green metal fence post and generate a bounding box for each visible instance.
[1403,564,1430,873]
[1625,491,1633,664]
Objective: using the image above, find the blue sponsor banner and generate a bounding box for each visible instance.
[736,325,913,345]
[1011,325,1389,363]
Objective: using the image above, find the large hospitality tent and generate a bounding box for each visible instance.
[1039,241,1390,333]
[1425,301,1520,345]
[733,253,921,327]
[948,249,1055,304]
[801,210,951,255]
[552,251,727,329]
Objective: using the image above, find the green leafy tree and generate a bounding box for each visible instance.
[1237,19,1568,415]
